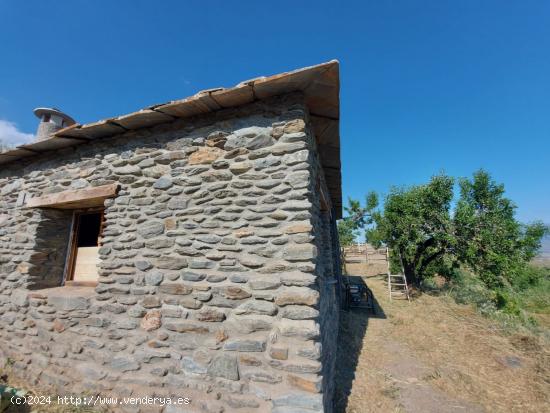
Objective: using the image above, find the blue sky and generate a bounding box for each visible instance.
[1,1,549,222]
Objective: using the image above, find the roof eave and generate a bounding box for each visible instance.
[1,60,342,217]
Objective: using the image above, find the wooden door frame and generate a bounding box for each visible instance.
[62,207,104,287]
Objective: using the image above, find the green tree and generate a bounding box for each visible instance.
[336,192,378,246]
[367,174,456,285]
[344,192,379,232]
[454,169,548,288]
[337,218,358,247]
[346,170,547,290]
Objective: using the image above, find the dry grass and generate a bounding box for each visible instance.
[0,369,102,413]
[335,262,550,413]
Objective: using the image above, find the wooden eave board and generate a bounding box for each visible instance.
[113,109,174,130]
[0,149,35,164]
[304,74,340,119]
[306,92,339,120]
[0,154,26,165]
[0,148,34,159]
[56,120,125,140]
[317,145,341,169]
[26,183,119,209]
[17,137,85,152]
[311,116,339,147]
[0,147,36,157]
[252,62,334,99]
[252,72,311,100]
[210,84,254,108]
[50,123,83,139]
[156,93,222,118]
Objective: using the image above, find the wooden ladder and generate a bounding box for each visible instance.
[386,247,411,302]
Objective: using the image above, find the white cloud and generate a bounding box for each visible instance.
[0,119,34,149]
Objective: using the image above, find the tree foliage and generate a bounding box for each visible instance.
[343,170,548,289]
[454,170,548,288]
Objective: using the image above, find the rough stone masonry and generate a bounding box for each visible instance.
[0,62,342,413]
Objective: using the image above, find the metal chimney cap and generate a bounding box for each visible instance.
[33,107,76,125]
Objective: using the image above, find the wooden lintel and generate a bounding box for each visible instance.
[26,184,119,209]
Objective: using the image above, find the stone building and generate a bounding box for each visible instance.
[0,61,342,413]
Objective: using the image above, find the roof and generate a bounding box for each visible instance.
[1,60,342,217]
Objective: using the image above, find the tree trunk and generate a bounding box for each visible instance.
[403,261,418,285]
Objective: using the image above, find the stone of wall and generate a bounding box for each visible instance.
[0,93,341,413]
[307,135,341,413]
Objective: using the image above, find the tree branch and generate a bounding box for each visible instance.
[418,249,446,275]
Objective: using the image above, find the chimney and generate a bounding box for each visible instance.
[33,107,76,141]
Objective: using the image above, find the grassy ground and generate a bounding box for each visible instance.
[518,277,550,327]
[520,259,550,329]
[445,263,550,337]
[335,261,550,413]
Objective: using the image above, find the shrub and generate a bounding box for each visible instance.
[510,264,548,291]
[495,289,521,316]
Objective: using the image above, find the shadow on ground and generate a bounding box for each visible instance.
[334,274,386,413]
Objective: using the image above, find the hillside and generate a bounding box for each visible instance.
[335,259,549,413]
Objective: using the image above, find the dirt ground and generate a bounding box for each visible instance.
[334,262,550,413]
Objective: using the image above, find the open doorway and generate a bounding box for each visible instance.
[65,210,104,286]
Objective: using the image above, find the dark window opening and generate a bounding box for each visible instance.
[76,212,102,247]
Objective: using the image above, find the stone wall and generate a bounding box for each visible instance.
[30,208,74,289]
[0,93,341,413]
[308,147,341,412]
